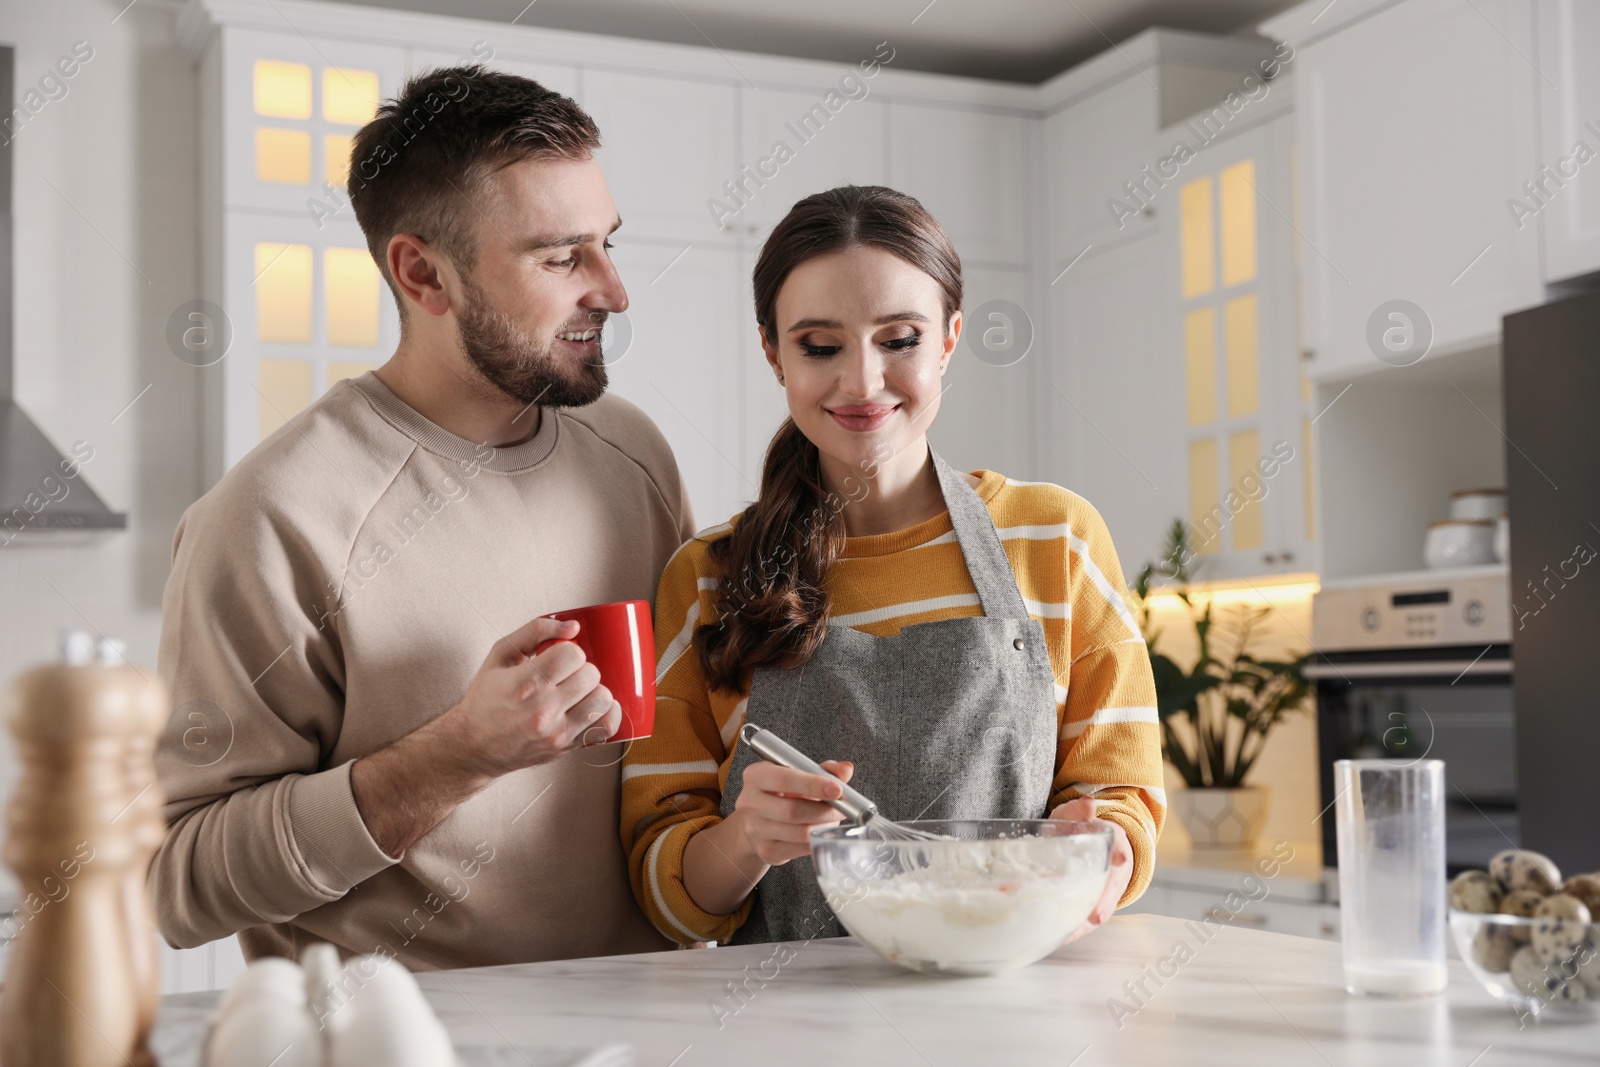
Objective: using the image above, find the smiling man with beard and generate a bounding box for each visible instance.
[149,66,694,969]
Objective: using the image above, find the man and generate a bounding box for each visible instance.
[149,66,693,969]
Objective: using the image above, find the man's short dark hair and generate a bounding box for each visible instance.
[347,65,601,309]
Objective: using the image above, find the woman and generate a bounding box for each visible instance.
[621,186,1164,947]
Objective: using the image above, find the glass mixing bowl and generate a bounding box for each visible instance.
[1448,909,1600,1018]
[810,818,1113,976]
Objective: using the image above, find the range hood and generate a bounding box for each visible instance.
[0,44,125,541]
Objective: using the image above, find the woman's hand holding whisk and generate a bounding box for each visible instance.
[734,759,857,866]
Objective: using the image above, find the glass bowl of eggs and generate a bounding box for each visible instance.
[1448,848,1600,1017]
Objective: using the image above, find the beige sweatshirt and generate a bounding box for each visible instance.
[149,373,694,969]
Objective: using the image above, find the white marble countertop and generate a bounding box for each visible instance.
[151,914,1598,1066]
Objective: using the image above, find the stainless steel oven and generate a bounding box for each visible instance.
[1307,566,1515,874]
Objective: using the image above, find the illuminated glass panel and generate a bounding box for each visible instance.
[1220,159,1257,286]
[1228,429,1264,550]
[255,128,311,185]
[1180,177,1215,299]
[1185,307,1217,426]
[255,243,313,344]
[254,60,312,119]
[324,248,381,347]
[258,358,312,441]
[1224,294,1260,418]
[323,68,379,125]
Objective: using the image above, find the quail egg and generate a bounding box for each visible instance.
[1489,849,1562,895]
[1532,894,1593,966]
[1450,870,1504,914]
[1470,923,1517,973]
[1576,943,1600,997]
[1499,889,1547,943]
[1510,944,1587,1004]
[1561,874,1600,914]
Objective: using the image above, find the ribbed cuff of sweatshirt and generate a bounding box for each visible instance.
[284,760,401,897]
[1092,802,1157,908]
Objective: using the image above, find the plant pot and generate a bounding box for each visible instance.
[1170,786,1270,849]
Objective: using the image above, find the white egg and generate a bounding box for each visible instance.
[301,942,350,1034]
[205,998,324,1067]
[218,957,310,1018]
[330,955,455,1067]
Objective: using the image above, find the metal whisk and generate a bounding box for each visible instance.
[739,724,951,842]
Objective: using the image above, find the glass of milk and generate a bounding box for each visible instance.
[1334,758,1448,996]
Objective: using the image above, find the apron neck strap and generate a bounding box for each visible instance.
[929,451,1031,620]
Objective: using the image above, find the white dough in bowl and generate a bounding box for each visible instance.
[818,836,1106,975]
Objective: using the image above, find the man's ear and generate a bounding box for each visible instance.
[388,233,457,319]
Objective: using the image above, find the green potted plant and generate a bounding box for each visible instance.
[1132,520,1314,848]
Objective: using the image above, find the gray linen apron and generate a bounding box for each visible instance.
[720,450,1060,945]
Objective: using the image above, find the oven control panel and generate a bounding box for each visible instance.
[1313,565,1510,651]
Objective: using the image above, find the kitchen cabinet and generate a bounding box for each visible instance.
[888,102,1033,266]
[1043,72,1161,261]
[198,26,406,483]
[1126,885,1340,941]
[1036,32,1312,583]
[217,33,406,218]
[1044,103,1311,584]
[1267,0,1543,380]
[929,265,1037,479]
[605,242,751,526]
[159,936,248,995]
[1047,232,1184,575]
[1166,109,1313,582]
[734,84,887,243]
[0,917,247,994]
[1533,0,1600,283]
[581,70,741,248]
[406,47,578,100]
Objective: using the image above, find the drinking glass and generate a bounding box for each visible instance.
[1334,758,1447,996]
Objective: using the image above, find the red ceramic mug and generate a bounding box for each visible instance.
[537,599,655,745]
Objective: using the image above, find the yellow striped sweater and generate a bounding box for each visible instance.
[620,470,1165,945]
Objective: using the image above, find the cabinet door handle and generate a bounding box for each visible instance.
[1206,907,1266,925]
[1263,553,1277,564]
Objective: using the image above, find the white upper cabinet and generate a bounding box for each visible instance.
[581,70,740,247]
[929,265,1037,480]
[221,31,405,215]
[1047,232,1184,574]
[1271,0,1543,380]
[733,84,887,244]
[888,102,1033,265]
[604,243,750,526]
[1044,73,1161,262]
[406,46,578,100]
[1166,112,1313,581]
[1533,0,1600,283]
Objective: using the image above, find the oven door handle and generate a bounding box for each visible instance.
[1303,660,1511,680]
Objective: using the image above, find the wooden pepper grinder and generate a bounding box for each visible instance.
[107,637,170,1067]
[1,632,171,1067]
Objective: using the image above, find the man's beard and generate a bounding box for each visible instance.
[456,277,608,408]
